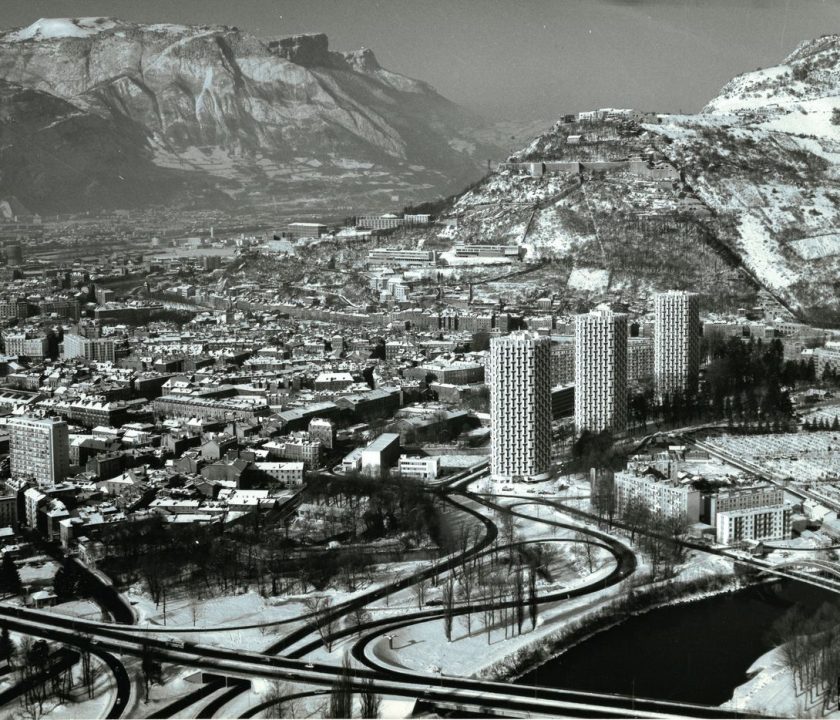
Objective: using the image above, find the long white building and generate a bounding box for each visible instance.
[8,416,70,487]
[574,309,628,434]
[654,291,700,398]
[709,485,784,525]
[489,332,552,482]
[614,470,701,523]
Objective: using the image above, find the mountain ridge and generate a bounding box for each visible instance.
[0,17,501,214]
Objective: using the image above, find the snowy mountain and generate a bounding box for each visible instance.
[0,17,502,213]
[649,35,840,323]
[438,36,840,324]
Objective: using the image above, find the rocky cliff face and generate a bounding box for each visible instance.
[0,17,500,213]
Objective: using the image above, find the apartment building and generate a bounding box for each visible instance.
[489,332,552,482]
[654,291,700,398]
[574,309,628,434]
[63,333,116,364]
[614,470,701,523]
[8,416,70,486]
[716,505,792,545]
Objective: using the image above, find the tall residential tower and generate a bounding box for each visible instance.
[574,309,628,435]
[489,332,552,482]
[8,416,70,487]
[654,290,700,399]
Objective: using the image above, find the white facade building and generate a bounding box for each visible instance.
[9,416,70,486]
[360,433,401,479]
[489,332,552,482]
[24,487,46,528]
[574,309,628,434]
[3,333,49,360]
[716,505,792,545]
[62,333,116,363]
[398,455,440,481]
[654,291,700,398]
[614,471,701,523]
[709,486,784,525]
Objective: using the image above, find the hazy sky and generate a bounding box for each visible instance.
[3,0,838,121]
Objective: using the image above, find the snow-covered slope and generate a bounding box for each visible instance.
[432,35,840,321]
[0,17,502,212]
[649,35,840,323]
[4,17,126,42]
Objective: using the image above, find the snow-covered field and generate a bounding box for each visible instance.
[791,233,840,260]
[18,556,60,587]
[567,267,610,292]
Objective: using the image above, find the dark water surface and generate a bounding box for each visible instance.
[518,581,833,705]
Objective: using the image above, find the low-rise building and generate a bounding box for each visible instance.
[453,244,523,260]
[252,461,305,487]
[265,434,322,469]
[398,455,440,481]
[367,249,437,268]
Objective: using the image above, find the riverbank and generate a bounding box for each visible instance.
[484,572,757,684]
[508,577,835,711]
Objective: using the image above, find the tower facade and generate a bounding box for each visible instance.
[574,309,628,435]
[654,291,700,399]
[489,332,552,482]
[8,416,70,487]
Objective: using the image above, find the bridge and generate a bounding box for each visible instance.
[769,557,840,580]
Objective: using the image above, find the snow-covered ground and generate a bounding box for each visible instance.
[724,645,837,719]
[0,633,117,720]
[18,556,61,587]
[5,17,125,42]
[567,267,610,292]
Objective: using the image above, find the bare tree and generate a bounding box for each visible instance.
[621,494,651,544]
[458,564,475,634]
[189,595,201,627]
[263,680,298,718]
[78,634,95,698]
[574,531,596,573]
[346,607,372,637]
[442,576,455,642]
[513,565,524,635]
[412,578,428,609]
[140,640,162,702]
[305,597,338,652]
[500,510,517,551]
[527,566,538,630]
[360,678,381,718]
[328,653,354,719]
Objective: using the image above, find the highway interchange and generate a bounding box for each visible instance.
[0,457,812,719]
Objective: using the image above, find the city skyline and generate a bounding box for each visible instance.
[0,4,837,718]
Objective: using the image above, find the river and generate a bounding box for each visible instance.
[517,580,834,706]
